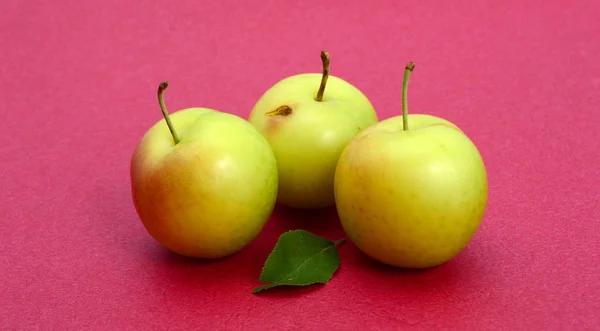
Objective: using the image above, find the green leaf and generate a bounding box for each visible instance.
[252,230,345,294]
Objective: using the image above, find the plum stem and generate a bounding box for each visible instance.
[157,81,181,144]
[334,238,346,247]
[315,50,330,102]
[402,62,415,131]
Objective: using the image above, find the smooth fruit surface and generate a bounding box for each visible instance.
[131,108,279,258]
[248,73,378,209]
[334,115,488,268]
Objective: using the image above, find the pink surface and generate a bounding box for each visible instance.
[1,0,599,329]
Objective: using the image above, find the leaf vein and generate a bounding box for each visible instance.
[276,242,336,284]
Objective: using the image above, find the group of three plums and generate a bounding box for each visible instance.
[130,51,488,269]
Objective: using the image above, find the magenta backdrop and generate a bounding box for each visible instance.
[1,0,598,329]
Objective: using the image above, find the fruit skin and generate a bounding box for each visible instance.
[333,114,488,268]
[131,108,279,259]
[248,73,378,209]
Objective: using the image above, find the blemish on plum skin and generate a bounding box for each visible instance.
[265,105,293,116]
[263,105,293,134]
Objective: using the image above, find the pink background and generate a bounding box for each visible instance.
[1,0,598,329]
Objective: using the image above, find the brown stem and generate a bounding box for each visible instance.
[157,81,181,144]
[315,50,330,102]
[402,62,415,131]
